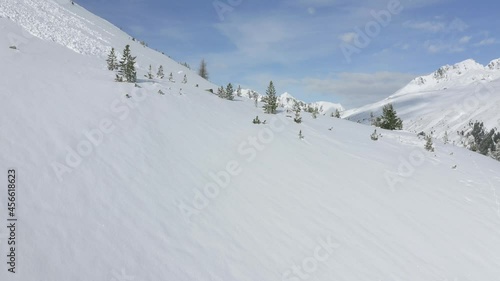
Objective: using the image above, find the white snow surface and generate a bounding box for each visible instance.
[1,1,500,281]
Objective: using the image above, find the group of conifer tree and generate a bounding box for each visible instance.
[217,83,243,101]
[106,46,137,83]
[107,46,170,83]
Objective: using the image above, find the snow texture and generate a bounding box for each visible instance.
[0,1,500,281]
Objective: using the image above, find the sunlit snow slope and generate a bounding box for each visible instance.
[343,59,500,142]
[1,1,500,281]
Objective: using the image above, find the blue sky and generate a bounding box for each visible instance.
[78,0,499,108]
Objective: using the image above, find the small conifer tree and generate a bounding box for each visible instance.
[253,92,259,107]
[217,86,226,99]
[262,81,278,114]
[106,47,118,71]
[198,59,209,79]
[334,108,341,118]
[376,104,402,130]
[236,85,242,97]
[145,65,154,79]
[293,101,302,124]
[312,107,319,119]
[226,83,234,100]
[117,45,136,83]
[490,140,500,161]
[425,135,434,152]
[157,65,164,79]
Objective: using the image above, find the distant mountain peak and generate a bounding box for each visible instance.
[487,58,500,70]
[393,58,500,97]
[277,92,344,114]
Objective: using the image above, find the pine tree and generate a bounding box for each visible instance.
[253,92,259,107]
[478,129,496,155]
[126,55,137,83]
[145,65,154,79]
[198,59,208,79]
[377,104,402,130]
[226,83,234,100]
[106,47,118,71]
[293,101,302,123]
[117,45,136,83]
[425,135,434,152]
[217,86,226,98]
[490,140,500,161]
[369,112,375,124]
[157,65,164,79]
[237,85,242,97]
[182,74,188,84]
[312,107,319,119]
[334,108,341,118]
[262,81,278,114]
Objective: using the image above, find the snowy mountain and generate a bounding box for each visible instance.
[277,92,344,115]
[393,59,500,96]
[1,1,500,281]
[343,59,500,142]
[241,90,344,115]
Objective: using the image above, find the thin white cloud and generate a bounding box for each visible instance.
[213,14,339,65]
[301,72,416,107]
[448,18,468,32]
[339,32,357,44]
[403,21,446,33]
[474,38,496,46]
[403,18,468,33]
[215,18,299,58]
[424,40,465,54]
[459,36,472,44]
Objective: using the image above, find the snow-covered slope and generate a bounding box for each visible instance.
[1,1,500,281]
[344,59,500,141]
[0,0,215,91]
